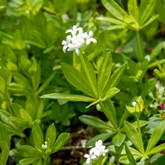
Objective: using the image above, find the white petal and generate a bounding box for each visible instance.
[88,31,93,37]
[62,45,67,53]
[75,48,80,55]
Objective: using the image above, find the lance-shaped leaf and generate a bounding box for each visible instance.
[86,133,114,147]
[36,72,56,95]
[147,143,165,156]
[80,53,98,97]
[112,132,126,147]
[86,87,120,108]
[97,52,113,94]
[79,115,113,130]
[125,143,137,165]
[61,63,94,97]
[103,64,126,94]
[102,87,120,101]
[139,0,156,26]
[45,123,56,148]
[19,158,39,165]
[146,121,165,153]
[124,121,144,153]
[17,145,41,158]
[101,0,128,21]
[51,132,70,153]
[100,99,117,129]
[150,41,165,61]
[97,16,127,26]
[128,0,139,20]
[141,14,159,29]
[32,123,44,150]
[41,93,95,102]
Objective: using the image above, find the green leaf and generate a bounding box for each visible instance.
[61,63,94,97]
[30,59,41,92]
[80,53,98,97]
[52,132,70,153]
[112,133,126,147]
[36,100,44,120]
[0,76,5,94]
[45,123,56,148]
[150,41,165,61]
[147,143,165,155]
[141,14,159,29]
[103,64,126,94]
[0,141,10,164]
[128,0,139,20]
[100,99,117,129]
[146,121,165,152]
[155,0,165,23]
[32,123,44,150]
[92,156,108,165]
[124,121,144,153]
[36,72,55,95]
[86,133,114,147]
[102,87,120,101]
[101,0,128,21]
[19,109,33,124]
[150,153,165,165]
[79,115,113,130]
[125,143,137,165]
[97,52,112,94]
[97,16,127,26]
[139,0,156,26]
[19,158,39,165]
[41,93,95,102]
[17,145,41,158]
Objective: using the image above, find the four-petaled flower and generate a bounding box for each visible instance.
[62,25,97,55]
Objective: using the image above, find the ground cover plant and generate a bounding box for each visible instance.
[0,0,165,164]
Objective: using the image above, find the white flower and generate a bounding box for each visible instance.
[84,151,97,165]
[83,31,97,45]
[66,25,83,36]
[42,141,48,150]
[144,55,150,62]
[92,140,108,157]
[84,140,108,165]
[62,25,97,55]
[132,101,136,107]
[155,81,164,96]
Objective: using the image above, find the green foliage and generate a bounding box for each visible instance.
[17,123,69,164]
[0,0,165,164]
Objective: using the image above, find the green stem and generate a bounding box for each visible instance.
[136,116,145,154]
[148,59,165,69]
[136,32,143,61]
[73,52,79,68]
[43,156,50,165]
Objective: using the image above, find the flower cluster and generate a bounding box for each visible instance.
[84,140,108,165]
[41,141,48,150]
[62,25,97,55]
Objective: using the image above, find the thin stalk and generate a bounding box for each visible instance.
[43,157,50,165]
[73,52,79,68]
[148,59,165,69]
[136,32,144,61]
[136,116,145,154]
